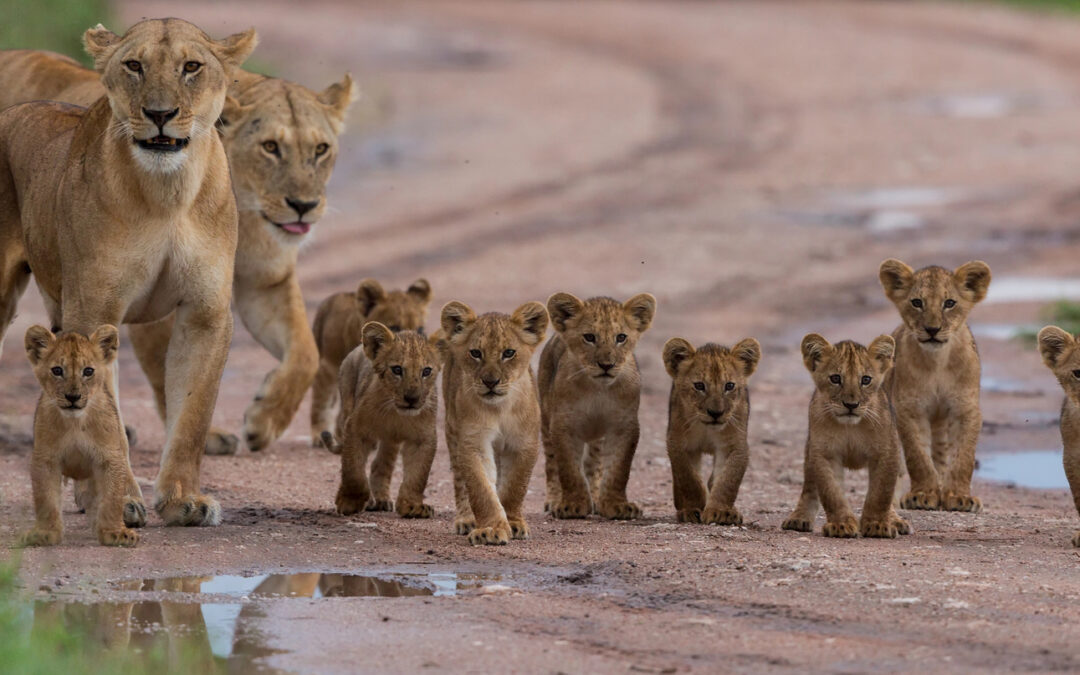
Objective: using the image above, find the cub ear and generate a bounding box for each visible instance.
[83,24,120,72]
[662,338,695,378]
[623,293,657,333]
[512,302,549,346]
[407,278,432,305]
[879,259,914,303]
[733,338,762,378]
[213,27,258,72]
[218,95,255,133]
[441,301,477,345]
[867,334,895,373]
[953,261,992,304]
[24,325,56,365]
[90,325,119,363]
[428,329,450,360]
[356,279,386,315]
[362,322,395,362]
[801,333,832,373]
[547,293,584,333]
[318,73,357,133]
[1038,325,1075,369]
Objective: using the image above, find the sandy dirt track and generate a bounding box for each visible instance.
[4,1,1080,672]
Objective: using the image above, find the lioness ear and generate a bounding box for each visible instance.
[318,74,357,133]
[213,27,258,72]
[24,325,55,365]
[362,322,394,362]
[879,259,914,303]
[90,325,119,364]
[441,301,477,345]
[356,279,385,316]
[662,338,695,378]
[733,338,762,378]
[953,261,992,304]
[511,302,549,346]
[218,95,255,133]
[83,24,120,72]
[623,293,657,333]
[1038,326,1074,369]
[407,279,432,305]
[868,335,895,374]
[547,293,584,333]
[801,333,831,373]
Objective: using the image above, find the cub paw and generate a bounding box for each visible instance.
[781,515,812,532]
[397,501,434,519]
[98,527,140,547]
[551,497,591,519]
[860,519,898,539]
[596,499,641,520]
[157,493,222,527]
[942,492,982,513]
[205,429,239,456]
[468,524,511,546]
[19,528,61,547]
[822,517,858,538]
[335,490,370,516]
[1072,530,1080,548]
[508,518,529,540]
[677,508,703,524]
[900,490,940,511]
[123,498,148,528]
[702,506,742,526]
[366,499,394,512]
[454,517,476,535]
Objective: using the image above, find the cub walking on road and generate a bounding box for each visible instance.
[21,325,141,547]
[663,337,760,525]
[540,292,656,520]
[1036,326,1080,547]
[441,300,549,545]
[782,334,911,538]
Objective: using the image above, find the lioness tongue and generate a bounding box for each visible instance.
[281,222,311,234]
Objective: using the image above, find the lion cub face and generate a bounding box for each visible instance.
[802,334,894,426]
[1038,327,1080,404]
[548,293,656,384]
[442,301,549,405]
[363,323,440,416]
[358,279,432,334]
[663,338,760,429]
[83,19,257,173]
[879,259,991,350]
[25,326,119,417]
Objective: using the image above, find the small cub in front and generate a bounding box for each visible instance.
[1036,326,1080,547]
[21,325,140,547]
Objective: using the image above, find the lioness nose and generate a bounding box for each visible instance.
[143,108,179,129]
[65,393,81,403]
[925,327,941,337]
[285,197,320,219]
[843,401,859,411]
[482,377,500,390]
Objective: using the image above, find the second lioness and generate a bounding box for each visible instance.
[539,292,656,519]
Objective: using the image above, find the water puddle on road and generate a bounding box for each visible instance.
[976,450,1069,489]
[986,277,1080,304]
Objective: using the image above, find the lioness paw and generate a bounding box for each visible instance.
[205,429,239,456]
[366,498,394,512]
[468,525,510,546]
[123,498,148,528]
[942,492,982,513]
[781,515,813,532]
[677,508,703,524]
[98,527,140,547]
[242,401,287,452]
[860,519,898,539]
[156,492,221,527]
[19,528,61,547]
[335,491,369,516]
[822,517,858,538]
[397,501,434,519]
[702,506,742,526]
[508,518,529,540]
[1073,530,1080,548]
[551,497,591,519]
[454,517,476,535]
[596,499,641,520]
[900,490,940,511]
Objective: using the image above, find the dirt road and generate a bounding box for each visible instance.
[3,1,1080,672]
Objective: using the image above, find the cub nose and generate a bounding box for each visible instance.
[65,393,82,404]
[285,197,320,219]
[598,362,614,373]
[706,408,723,421]
[482,377,500,391]
[843,401,859,411]
[925,327,941,337]
[403,394,420,407]
[143,107,179,130]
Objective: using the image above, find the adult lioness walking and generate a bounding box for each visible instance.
[0,19,257,526]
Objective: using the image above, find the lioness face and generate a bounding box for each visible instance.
[442,301,549,406]
[802,334,894,426]
[663,338,760,429]
[222,77,354,239]
[1038,326,1080,404]
[357,278,432,334]
[83,19,257,173]
[548,293,656,385]
[25,326,118,418]
[362,324,440,417]
[879,259,991,350]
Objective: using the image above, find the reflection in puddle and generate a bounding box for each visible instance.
[119,571,499,598]
[976,450,1069,489]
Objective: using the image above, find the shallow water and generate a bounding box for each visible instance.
[976,450,1069,489]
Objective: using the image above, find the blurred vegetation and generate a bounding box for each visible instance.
[987,0,1080,11]
[0,0,111,65]
[1016,300,1080,345]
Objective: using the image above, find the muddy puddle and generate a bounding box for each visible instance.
[976,450,1069,489]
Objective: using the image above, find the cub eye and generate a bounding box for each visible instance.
[829,374,841,385]
[315,142,329,157]
[124,60,142,73]
[944,299,956,309]
[861,375,872,386]
[583,334,596,344]
[1072,370,1080,379]
[502,349,516,359]
[693,382,706,392]
[390,366,403,376]
[724,382,735,392]
[469,349,482,359]
[51,366,64,377]
[183,61,202,73]
[422,367,433,377]
[389,325,401,332]
[83,367,95,377]
[910,298,923,309]
[262,140,280,155]
[616,333,628,344]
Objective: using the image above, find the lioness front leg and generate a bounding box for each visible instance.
[0,222,31,356]
[896,413,940,510]
[942,408,982,513]
[236,275,319,451]
[702,442,748,526]
[595,424,642,520]
[396,437,437,518]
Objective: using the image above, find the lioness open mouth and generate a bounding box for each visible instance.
[135,135,189,152]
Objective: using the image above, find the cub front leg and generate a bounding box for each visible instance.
[896,412,941,510]
[595,423,642,520]
[702,441,748,526]
[1064,438,1080,547]
[94,459,140,547]
[20,454,63,546]
[860,447,903,539]
[454,438,511,545]
[540,417,562,513]
[396,436,437,518]
[366,441,399,511]
[498,438,540,541]
[782,441,820,532]
[548,425,591,519]
[809,454,857,538]
[336,434,376,516]
[669,441,707,523]
[941,408,983,513]
[309,358,339,446]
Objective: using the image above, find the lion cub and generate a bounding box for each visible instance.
[879,259,991,512]
[1036,326,1080,547]
[310,278,432,445]
[782,334,911,538]
[663,337,760,525]
[323,323,441,518]
[441,300,549,545]
[539,292,656,520]
[21,325,139,547]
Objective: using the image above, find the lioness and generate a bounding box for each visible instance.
[879,259,991,512]
[311,278,432,446]
[662,337,760,525]
[1036,326,1080,547]
[539,292,655,520]
[782,334,911,538]
[323,323,440,518]
[441,300,549,545]
[22,325,140,547]
[0,19,257,526]
[0,43,356,455]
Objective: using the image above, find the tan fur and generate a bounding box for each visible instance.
[662,337,760,525]
[321,324,441,518]
[21,326,141,546]
[311,278,432,446]
[441,300,549,545]
[0,45,356,455]
[879,259,991,513]
[0,19,258,526]
[539,293,655,519]
[1036,326,1080,547]
[781,334,911,538]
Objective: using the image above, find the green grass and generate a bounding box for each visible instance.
[0,0,111,65]
[1016,300,1080,345]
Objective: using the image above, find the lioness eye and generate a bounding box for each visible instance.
[315,143,329,157]
[262,140,280,155]
[183,61,202,73]
[829,374,841,384]
[502,349,516,359]
[944,299,956,309]
[390,365,403,376]
[583,334,596,343]
[724,382,735,391]
[1072,370,1080,379]
[693,382,706,392]
[861,375,872,386]
[124,60,142,73]
[422,367,433,377]
[51,366,64,377]
[469,349,482,359]
[83,367,94,377]
[616,333,628,344]
[910,298,923,309]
